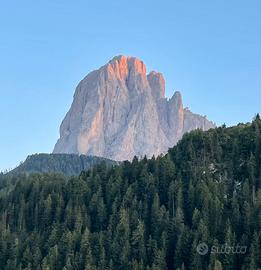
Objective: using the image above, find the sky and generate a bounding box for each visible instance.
[0,0,260,171]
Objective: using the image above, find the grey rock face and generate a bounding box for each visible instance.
[53,56,215,160]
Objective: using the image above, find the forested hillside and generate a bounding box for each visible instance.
[0,116,260,270]
[7,154,117,176]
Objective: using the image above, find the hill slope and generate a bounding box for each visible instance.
[8,153,117,176]
[0,116,260,269]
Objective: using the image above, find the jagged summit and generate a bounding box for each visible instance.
[53,56,215,160]
[106,55,147,79]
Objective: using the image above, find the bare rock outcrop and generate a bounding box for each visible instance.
[53,56,215,160]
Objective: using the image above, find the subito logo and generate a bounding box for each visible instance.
[196,243,209,255]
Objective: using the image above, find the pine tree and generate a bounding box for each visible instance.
[222,222,235,270]
[152,249,167,270]
[213,260,223,270]
[131,220,146,263]
[112,208,130,269]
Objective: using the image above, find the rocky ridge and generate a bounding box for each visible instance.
[53,56,215,160]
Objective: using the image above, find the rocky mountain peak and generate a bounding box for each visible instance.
[106,55,147,79]
[170,91,183,107]
[147,71,165,99]
[53,56,215,160]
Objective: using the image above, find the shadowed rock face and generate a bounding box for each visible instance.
[53,55,215,160]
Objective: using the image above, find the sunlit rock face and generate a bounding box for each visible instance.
[53,56,215,160]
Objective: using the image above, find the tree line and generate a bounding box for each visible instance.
[0,116,260,269]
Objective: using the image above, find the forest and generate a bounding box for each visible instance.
[7,153,116,176]
[0,116,260,269]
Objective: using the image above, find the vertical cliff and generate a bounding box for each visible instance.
[53,56,215,160]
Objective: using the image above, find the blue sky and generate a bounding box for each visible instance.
[0,0,260,171]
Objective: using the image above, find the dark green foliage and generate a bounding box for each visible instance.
[0,117,260,269]
[7,153,117,176]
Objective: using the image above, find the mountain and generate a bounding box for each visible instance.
[7,153,117,176]
[0,116,260,269]
[53,56,215,160]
